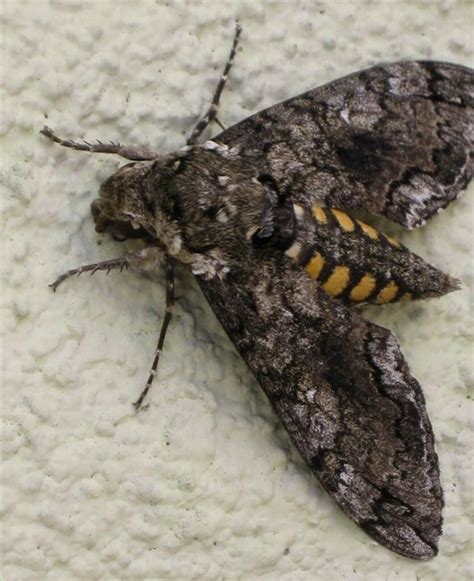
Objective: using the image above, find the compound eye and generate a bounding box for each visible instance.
[110,220,149,241]
[111,224,128,241]
[90,198,110,232]
[90,198,102,221]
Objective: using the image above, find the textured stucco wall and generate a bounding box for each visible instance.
[2,1,473,579]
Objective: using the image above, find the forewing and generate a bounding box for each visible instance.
[197,256,443,560]
[217,61,473,228]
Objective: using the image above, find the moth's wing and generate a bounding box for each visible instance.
[217,61,473,228]
[197,257,443,560]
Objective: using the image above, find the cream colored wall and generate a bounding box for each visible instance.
[2,1,472,579]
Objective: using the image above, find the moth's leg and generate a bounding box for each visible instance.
[134,258,175,411]
[50,247,163,292]
[40,126,159,161]
[186,22,242,145]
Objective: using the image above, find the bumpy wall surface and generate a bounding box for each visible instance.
[3,1,473,579]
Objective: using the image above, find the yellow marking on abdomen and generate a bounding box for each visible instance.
[331,209,355,232]
[293,203,305,219]
[384,234,401,247]
[306,252,325,280]
[356,219,379,240]
[401,292,412,301]
[349,274,377,302]
[375,280,399,304]
[312,207,328,224]
[323,266,351,297]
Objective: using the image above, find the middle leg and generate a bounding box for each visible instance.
[134,257,175,411]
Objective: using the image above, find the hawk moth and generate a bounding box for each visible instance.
[41,25,473,560]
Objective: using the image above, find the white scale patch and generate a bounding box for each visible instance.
[340,107,351,124]
[190,250,230,280]
[217,175,231,186]
[216,209,229,223]
[285,241,302,259]
[285,204,305,258]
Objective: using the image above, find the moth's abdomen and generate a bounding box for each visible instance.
[286,205,459,305]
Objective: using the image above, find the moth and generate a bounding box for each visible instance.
[42,25,473,560]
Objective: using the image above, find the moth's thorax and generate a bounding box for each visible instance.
[153,143,281,278]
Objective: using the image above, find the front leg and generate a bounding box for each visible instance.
[40,126,160,161]
[52,249,176,412]
[50,247,164,291]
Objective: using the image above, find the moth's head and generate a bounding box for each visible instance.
[91,161,156,241]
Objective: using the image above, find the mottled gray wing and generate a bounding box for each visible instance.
[197,255,442,560]
[217,61,473,228]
